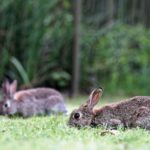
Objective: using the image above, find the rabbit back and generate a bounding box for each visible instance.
[93,96,150,128]
[14,88,63,101]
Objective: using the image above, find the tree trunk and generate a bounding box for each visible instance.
[107,0,114,25]
[71,0,81,97]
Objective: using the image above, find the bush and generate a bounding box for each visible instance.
[81,24,150,95]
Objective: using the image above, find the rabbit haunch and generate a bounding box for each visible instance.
[1,80,67,117]
[68,88,150,130]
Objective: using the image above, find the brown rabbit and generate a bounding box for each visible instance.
[1,80,67,117]
[68,88,150,130]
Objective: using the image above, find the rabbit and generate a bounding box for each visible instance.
[68,88,150,130]
[0,80,67,117]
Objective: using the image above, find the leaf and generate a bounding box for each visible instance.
[11,57,30,84]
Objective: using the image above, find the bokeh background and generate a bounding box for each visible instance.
[0,0,150,97]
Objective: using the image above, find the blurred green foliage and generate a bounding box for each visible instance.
[0,0,150,95]
[81,24,150,95]
[0,0,72,89]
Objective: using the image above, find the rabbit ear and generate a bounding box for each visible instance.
[87,88,103,109]
[2,80,10,96]
[9,80,17,96]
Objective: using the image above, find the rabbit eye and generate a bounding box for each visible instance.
[4,103,8,108]
[74,113,81,119]
[4,101,10,108]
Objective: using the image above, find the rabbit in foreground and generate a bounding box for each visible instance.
[0,80,67,117]
[68,88,150,130]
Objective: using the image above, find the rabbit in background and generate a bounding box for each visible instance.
[68,88,150,130]
[0,80,67,118]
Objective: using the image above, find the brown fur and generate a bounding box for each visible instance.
[68,89,150,130]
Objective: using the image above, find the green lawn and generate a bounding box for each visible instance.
[0,97,150,150]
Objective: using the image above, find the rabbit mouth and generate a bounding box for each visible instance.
[4,108,16,115]
[68,120,92,128]
[68,122,78,127]
[68,121,83,128]
[5,111,14,116]
[68,123,83,129]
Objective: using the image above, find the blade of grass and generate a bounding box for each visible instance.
[11,57,30,84]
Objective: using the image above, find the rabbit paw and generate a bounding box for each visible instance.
[100,130,120,136]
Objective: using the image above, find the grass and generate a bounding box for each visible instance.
[0,97,150,150]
